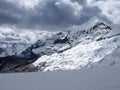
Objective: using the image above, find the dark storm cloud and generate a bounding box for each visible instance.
[22,0,101,30]
[0,0,119,31]
[0,0,24,25]
[20,0,85,30]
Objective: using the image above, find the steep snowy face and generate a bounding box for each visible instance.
[33,17,120,71]
[0,27,54,57]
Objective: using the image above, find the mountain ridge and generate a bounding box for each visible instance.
[33,17,120,71]
[0,17,120,72]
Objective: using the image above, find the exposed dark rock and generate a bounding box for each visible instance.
[0,54,39,73]
[54,36,68,44]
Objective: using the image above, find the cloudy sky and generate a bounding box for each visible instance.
[0,0,120,31]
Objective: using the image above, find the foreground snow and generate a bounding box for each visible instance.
[0,66,120,90]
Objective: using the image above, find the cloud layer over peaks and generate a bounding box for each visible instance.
[0,0,120,31]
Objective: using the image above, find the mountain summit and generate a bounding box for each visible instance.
[33,17,120,71]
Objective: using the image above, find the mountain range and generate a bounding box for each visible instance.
[0,17,120,73]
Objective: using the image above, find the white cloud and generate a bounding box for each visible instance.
[55,0,83,19]
[97,0,120,24]
[86,0,96,6]
[6,0,39,10]
[87,0,120,25]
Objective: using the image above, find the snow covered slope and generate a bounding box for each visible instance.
[33,17,120,71]
[0,26,55,57]
[20,31,69,59]
[0,66,120,90]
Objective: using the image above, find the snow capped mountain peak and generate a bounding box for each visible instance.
[67,16,112,46]
[33,17,120,72]
[69,16,110,31]
[81,16,108,29]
